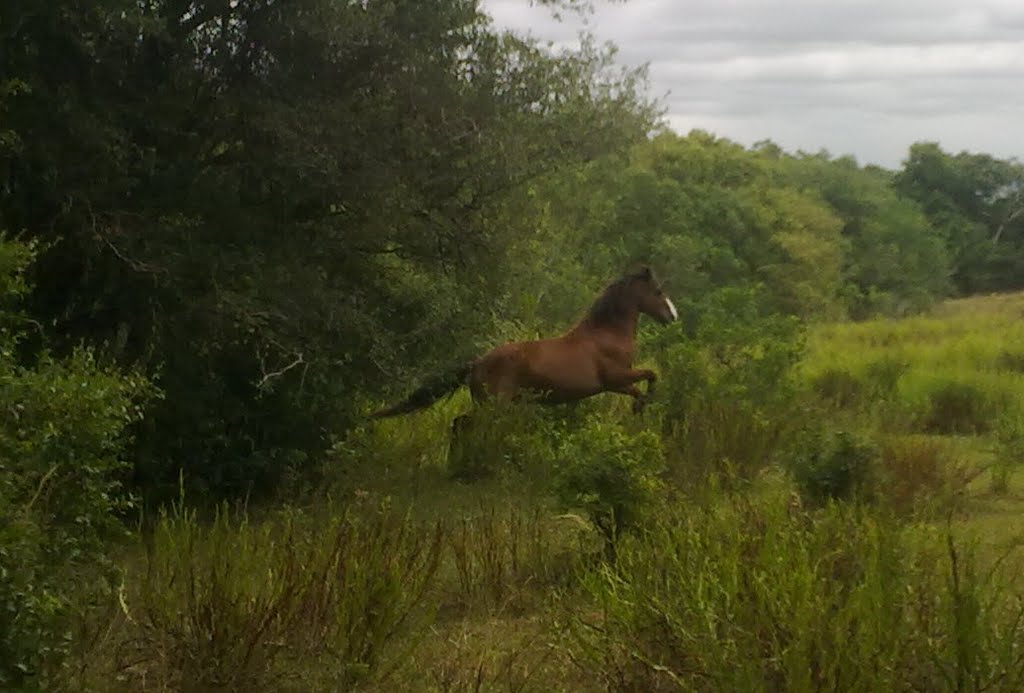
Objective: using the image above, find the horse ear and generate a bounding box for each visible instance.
[625,263,652,282]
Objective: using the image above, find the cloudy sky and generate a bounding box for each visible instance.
[484,0,1024,168]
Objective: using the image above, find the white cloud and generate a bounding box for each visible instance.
[483,0,1024,167]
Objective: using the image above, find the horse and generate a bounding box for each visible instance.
[369,266,678,422]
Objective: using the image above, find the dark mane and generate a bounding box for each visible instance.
[585,272,641,326]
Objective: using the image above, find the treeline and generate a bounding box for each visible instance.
[2,0,1024,506]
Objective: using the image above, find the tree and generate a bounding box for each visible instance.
[772,151,951,317]
[0,0,656,501]
[896,142,1024,294]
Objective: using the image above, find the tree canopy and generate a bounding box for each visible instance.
[1,0,655,499]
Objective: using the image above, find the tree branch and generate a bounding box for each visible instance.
[256,353,305,390]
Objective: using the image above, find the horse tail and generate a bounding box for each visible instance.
[369,362,473,419]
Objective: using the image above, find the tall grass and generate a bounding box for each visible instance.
[803,294,1024,432]
[103,501,445,691]
[569,494,1024,692]
[447,504,586,615]
[53,292,1024,691]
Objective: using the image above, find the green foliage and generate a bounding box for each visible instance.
[878,436,969,516]
[995,349,1024,373]
[788,429,878,504]
[811,356,909,411]
[896,142,1024,295]
[555,423,665,545]
[863,353,911,397]
[571,496,1024,692]
[562,132,853,320]
[811,367,867,408]
[803,293,1024,437]
[773,151,951,318]
[5,0,1024,688]
[1,0,656,502]
[652,286,805,484]
[446,401,566,482]
[0,237,153,686]
[992,411,1024,493]
[922,380,998,435]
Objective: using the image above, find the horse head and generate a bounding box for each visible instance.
[628,266,678,325]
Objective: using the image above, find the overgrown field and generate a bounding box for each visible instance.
[31,292,1024,692]
[7,3,1024,691]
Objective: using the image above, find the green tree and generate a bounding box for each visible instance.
[0,1,655,500]
[772,151,950,317]
[0,236,152,686]
[895,142,1024,294]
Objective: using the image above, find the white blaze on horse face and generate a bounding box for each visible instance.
[664,296,678,321]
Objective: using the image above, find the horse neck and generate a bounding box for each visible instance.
[574,304,640,342]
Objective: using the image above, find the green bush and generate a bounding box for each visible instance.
[992,411,1024,493]
[555,423,664,549]
[995,349,1024,373]
[922,380,996,435]
[0,237,153,687]
[812,367,866,408]
[877,436,969,515]
[652,287,804,486]
[446,401,564,483]
[864,354,910,397]
[788,429,878,504]
[810,357,908,412]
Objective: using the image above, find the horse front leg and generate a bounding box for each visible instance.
[609,369,657,413]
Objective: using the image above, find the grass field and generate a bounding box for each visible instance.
[62,293,1024,692]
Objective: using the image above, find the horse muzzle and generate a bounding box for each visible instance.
[662,296,678,323]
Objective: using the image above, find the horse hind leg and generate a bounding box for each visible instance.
[448,413,475,478]
[451,413,471,445]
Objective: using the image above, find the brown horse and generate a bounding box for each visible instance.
[370,266,677,419]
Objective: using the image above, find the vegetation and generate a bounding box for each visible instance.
[3,0,1024,690]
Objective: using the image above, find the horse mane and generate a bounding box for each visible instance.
[584,270,644,327]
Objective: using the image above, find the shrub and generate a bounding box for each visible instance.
[992,411,1024,493]
[788,429,878,505]
[666,398,790,488]
[864,354,910,397]
[921,380,996,435]
[810,357,908,412]
[0,237,154,687]
[446,401,563,482]
[555,423,664,550]
[652,286,804,486]
[877,436,970,515]
[812,367,866,408]
[995,349,1024,373]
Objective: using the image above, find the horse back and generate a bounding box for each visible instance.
[470,332,625,402]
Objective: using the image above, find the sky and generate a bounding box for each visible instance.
[484,0,1024,169]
